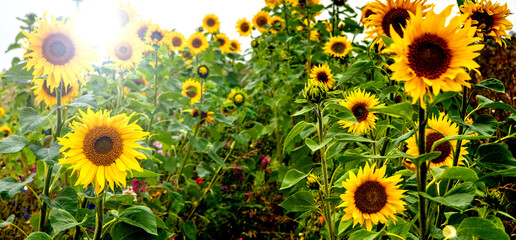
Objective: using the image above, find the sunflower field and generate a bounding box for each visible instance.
[1,0,516,239]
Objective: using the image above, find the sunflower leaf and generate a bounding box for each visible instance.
[457,217,510,240]
[19,107,55,134]
[435,167,478,182]
[0,214,14,228]
[28,142,62,166]
[477,143,516,171]
[349,229,385,240]
[412,151,441,167]
[430,135,492,152]
[280,169,311,190]
[119,206,158,236]
[283,121,308,153]
[473,78,505,93]
[369,102,413,125]
[2,62,34,83]
[0,173,35,200]
[305,137,333,152]
[0,135,29,154]
[25,232,52,240]
[279,191,318,213]
[64,94,98,109]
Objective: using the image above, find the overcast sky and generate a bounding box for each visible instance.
[0,0,514,71]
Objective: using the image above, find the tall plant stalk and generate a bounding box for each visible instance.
[417,104,428,239]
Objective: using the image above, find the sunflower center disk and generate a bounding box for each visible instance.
[84,126,123,166]
[426,132,452,164]
[382,8,410,37]
[200,111,208,124]
[408,33,451,79]
[192,39,202,48]
[217,38,226,47]
[172,37,182,47]
[42,33,76,65]
[331,42,346,54]
[115,42,133,61]
[257,17,268,27]
[207,18,216,27]
[186,86,197,98]
[316,72,329,83]
[151,31,163,41]
[137,27,148,41]
[230,43,237,50]
[352,104,369,122]
[354,180,388,214]
[240,22,250,32]
[471,12,494,32]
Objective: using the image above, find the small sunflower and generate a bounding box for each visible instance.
[202,14,220,33]
[338,89,380,135]
[197,65,209,79]
[116,0,136,29]
[108,33,143,71]
[145,24,167,46]
[58,108,149,195]
[333,0,346,6]
[236,18,252,37]
[405,113,468,170]
[365,0,431,49]
[324,36,352,58]
[385,6,483,104]
[228,39,241,53]
[23,13,97,90]
[215,33,230,52]
[253,11,271,33]
[33,79,79,108]
[191,108,215,125]
[166,31,186,51]
[309,64,335,89]
[265,0,281,8]
[269,16,285,34]
[459,0,513,47]
[0,107,5,119]
[0,125,12,140]
[135,20,151,43]
[182,79,203,104]
[361,2,379,25]
[338,163,407,231]
[221,100,236,116]
[187,32,209,54]
[227,88,247,107]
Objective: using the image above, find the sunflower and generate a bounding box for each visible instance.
[191,108,215,125]
[135,20,151,42]
[108,33,143,71]
[338,163,407,231]
[58,108,149,195]
[124,74,148,95]
[236,18,252,37]
[338,89,380,135]
[221,100,236,116]
[365,0,431,49]
[0,125,12,140]
[333,0,346,6]
[202,14,220,33]
[324,36,352,58]
[116,0,136,29]
[227,88,247,107]
[0,107,4,119]
[145,24,167,46]
[228,39,241,53]
[166,31,186,51]
[361,2,379,25]
[253,11,271,33]
[405,113,468,170]
[265,0,281,8]
[33,78,79,108]
[459,0,513,47]
[385,6,483,104]
[22,13,97,90]
[215,33,230,52]
[182,79,203,104]
[197,65,209,79]
[269,16,285,34]
[309,64,335,89]
[187,32,209,54]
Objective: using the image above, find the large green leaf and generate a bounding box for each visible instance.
[0,173,35,200]
[54,187,79,216]
[65,94,98,109]
[119,206,158,236]
[0,214,14,227]
[305,137,333,152]
[337,60,375,84]
[49,208,82,233]
[28,142,62,166]
[419,182,476,210]
[457,217,510,240]
[472,95,516,114]
[0,135,29,154]
[473,78,505,93]
[2,62,34,82]
[279,191,318,213]
[435,167,478,182]
[180,221,197,240]
[280,169,310,190]
[349,230,385,240]
[25,232,52,240]
[369,102,413,124]
[283,121,308,153]
[19,107,55,134]
[477,143,516,171]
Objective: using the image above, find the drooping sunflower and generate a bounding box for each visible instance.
[33,78,79,108]
[197,65,209,79]
[187,32,209,54]
[202,14,220,33]
[116,0,136,29]
[309,64,335,89]
[385,6,484,104]
[182,79,203,104]
[361,2,379,25]
[135,20,151,43]
[338,89,380,135]
[333,0,346,6]
[459,0,513,47]
[324,36,352,58]
[265,0,281,8]
[0,107,5,119]
[215,33,230,52]
[145,24,167,46]
[236,18,252,37]
[338,163,407,231]
[22,13,97,89]
[108,33,143,71]
[253,11,271,33]
[227,88,247,107]
[228,39,241,53]
[190,108,215,125]
[58,108,149,195]
[164,31,185,51]
[221,100,236,116]
[269,16,285,34]
[365,0,431,49]
[405,113,468,170]
[0,125,12,140]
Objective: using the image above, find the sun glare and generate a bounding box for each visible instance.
[75,0,121,49]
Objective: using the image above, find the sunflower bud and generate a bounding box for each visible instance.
[251,40,258,48]
[303,81,327,103]
[197,65,209,79]
[307,174,320,190]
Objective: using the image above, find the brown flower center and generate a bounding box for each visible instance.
[240,22,250,33]
[185,85,197,98]
[114,42,133,61]
[118,10,129,27]
[354,180,388,214]
[216,37,226,47]
[408,33,451,79]
[381,8,410,37]
[257,16,268,27]
[230,42,238,51]
[471,11,494,32]
[352,104,368,122]
[192,38,202,48]
[42,80,73,97]
[331,42,346,54]
[83,126,123,166]
[316,72,329,83]
[172,36,183,47]
[42,33,76,65]
[426,131,452,164]
[364,9,375,19]
[151,31,163,42]
[206,18,216,27]
[137,26,148,41]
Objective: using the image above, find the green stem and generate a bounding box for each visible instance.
[115,70,124,114]
[9,223,28,238]
[305,4,311,70]
[385,232,406,240]
[282,0,290,52]
[417,104,428,240]
[92,194,105,240]
[176,124,200,186]
[146,45,160,144]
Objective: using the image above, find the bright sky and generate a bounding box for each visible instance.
[0,0,514,71]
